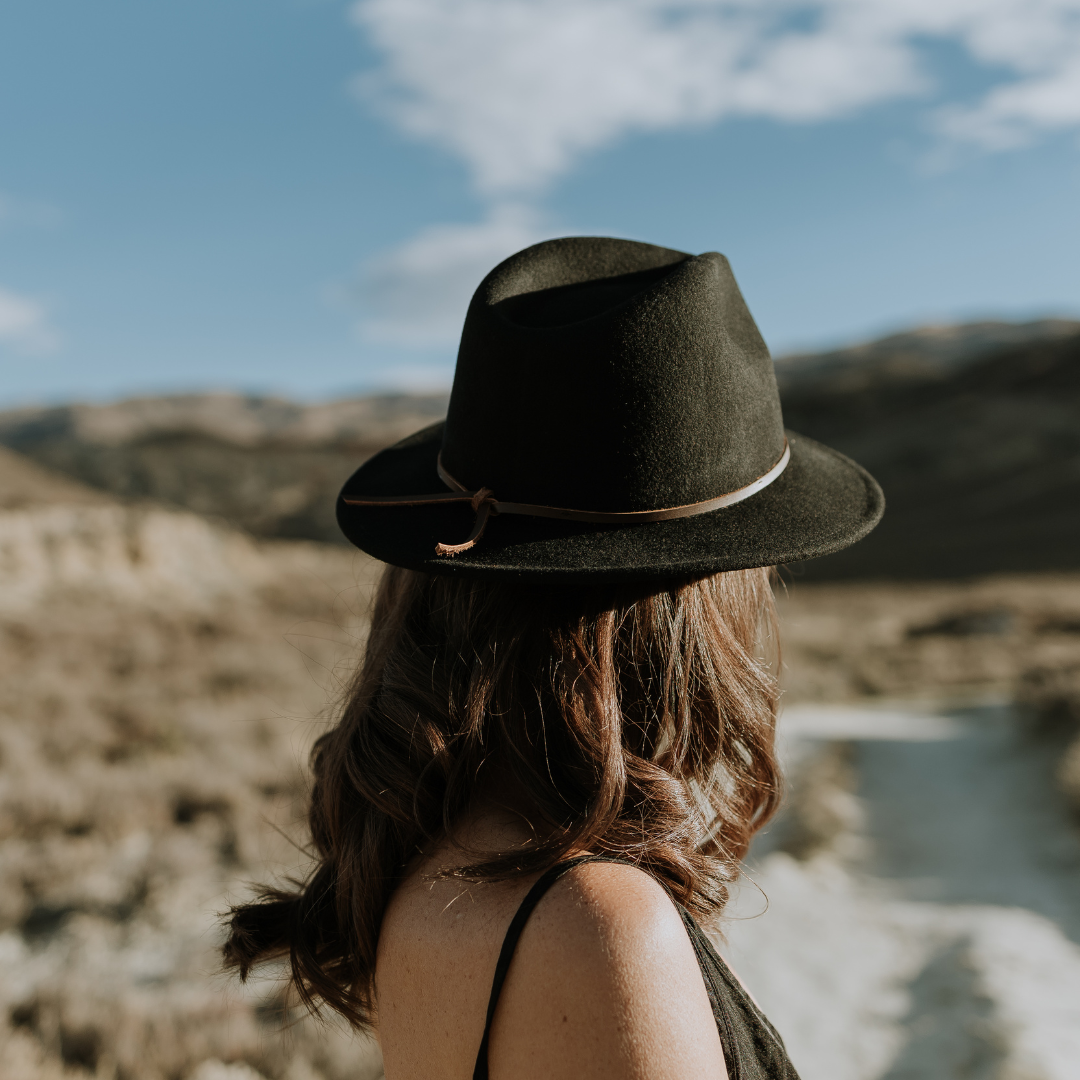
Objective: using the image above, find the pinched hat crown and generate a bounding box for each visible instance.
[443,238,786,513]
[337,237,883,582]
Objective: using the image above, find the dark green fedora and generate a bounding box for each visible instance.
[337,237,883,583]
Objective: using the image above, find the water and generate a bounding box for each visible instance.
[722,703,1080,1080]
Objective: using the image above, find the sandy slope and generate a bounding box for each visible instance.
[0,453,382,1080]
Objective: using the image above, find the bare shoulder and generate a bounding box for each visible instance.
[490,862,728,1080]
[529,861,692,963]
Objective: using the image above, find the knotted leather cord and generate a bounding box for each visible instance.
[342,439,790,557]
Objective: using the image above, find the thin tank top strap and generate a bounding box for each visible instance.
[471,856,800,1080]
[472,855,628,1080]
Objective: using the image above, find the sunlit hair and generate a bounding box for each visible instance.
[224,564,782,1027]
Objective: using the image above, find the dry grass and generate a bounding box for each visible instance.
[778,573,1080,705]
[0,471,383,1079]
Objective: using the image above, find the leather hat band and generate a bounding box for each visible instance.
[343,440,790,557]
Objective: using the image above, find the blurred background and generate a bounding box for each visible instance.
[1,2,1079,1078]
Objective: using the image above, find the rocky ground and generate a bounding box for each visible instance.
[1,445,1078,1080]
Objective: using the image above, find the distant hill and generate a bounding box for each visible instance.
[775,318,1080,395]
[0,317,1078,577]
[0,444,111,511]
[779,321,1080,579]
[0,393,448,544]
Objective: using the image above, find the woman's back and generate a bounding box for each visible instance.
[376,809,729,1080]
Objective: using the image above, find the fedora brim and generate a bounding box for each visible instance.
[337,422,884,583]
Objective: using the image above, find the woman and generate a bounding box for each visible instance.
[226,238,884,1079]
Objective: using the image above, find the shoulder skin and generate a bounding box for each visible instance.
[485,861,728,1080]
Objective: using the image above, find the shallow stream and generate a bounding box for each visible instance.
[724,703,1080,1080]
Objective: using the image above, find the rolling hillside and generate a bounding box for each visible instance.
[778,323,1080,578]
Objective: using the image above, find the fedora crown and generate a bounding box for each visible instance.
[441,237,787,513]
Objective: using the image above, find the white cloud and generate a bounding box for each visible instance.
[0,286,59,354]
[936,59,1080,148]
[357,203,552,347]
[352,0,1080,194]
[350,0,1080,351]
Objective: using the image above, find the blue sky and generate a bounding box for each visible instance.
[1,0,1079,405]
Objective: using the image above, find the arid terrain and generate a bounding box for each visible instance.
[0,447,385,1080]
[0,394,450,547]
[2,320,1079,1080]
[778,321,1080,580]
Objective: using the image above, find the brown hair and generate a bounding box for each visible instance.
[224,564,782,1027]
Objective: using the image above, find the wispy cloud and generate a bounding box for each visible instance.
[357,203,550,347]
[353,0,1080,195]
[350,0,1080,349]
[0,286,59,354]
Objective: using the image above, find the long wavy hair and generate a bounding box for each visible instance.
[224,564,782,1028]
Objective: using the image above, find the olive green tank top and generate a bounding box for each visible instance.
[473,856,801,1080]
